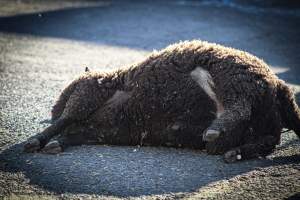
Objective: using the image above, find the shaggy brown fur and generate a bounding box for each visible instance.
[24,40,300,163]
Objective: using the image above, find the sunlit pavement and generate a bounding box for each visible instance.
[0,0,299,199]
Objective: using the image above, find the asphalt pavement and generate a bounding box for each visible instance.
[0,0,300,199]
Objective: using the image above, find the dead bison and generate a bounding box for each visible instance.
[24,40,300,163]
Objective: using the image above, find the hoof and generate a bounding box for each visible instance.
[24,138,41,153]
[42,140,62,154]
[203,129,220,142]
[224,149,242,163]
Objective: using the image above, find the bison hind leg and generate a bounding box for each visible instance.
[51,81,78,121]
[24,118,72,153]
[23,138,41,153]
[41,128,98,154]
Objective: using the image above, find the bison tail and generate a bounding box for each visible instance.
[277,81,300,138]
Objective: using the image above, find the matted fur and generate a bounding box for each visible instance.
[24,40,300,162]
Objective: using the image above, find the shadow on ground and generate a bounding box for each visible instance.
[277,70,300,86]
[0,0,299,85]
[0,2,198,51]
[1,141,299,197]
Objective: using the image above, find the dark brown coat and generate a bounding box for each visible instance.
[24,40,300,163]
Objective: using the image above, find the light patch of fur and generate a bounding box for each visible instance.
[106,90,132,106]
[190,67,224,117]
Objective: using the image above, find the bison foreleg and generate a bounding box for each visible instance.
[223,135,278,163]
[203,99,251,142]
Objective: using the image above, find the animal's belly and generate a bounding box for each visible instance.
[109,71,217,147]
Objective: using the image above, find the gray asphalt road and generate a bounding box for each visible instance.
[0,0,300,199]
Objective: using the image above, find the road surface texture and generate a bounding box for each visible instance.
[0,0,300,199]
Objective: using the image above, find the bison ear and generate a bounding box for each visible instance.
[85,67,90,72]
